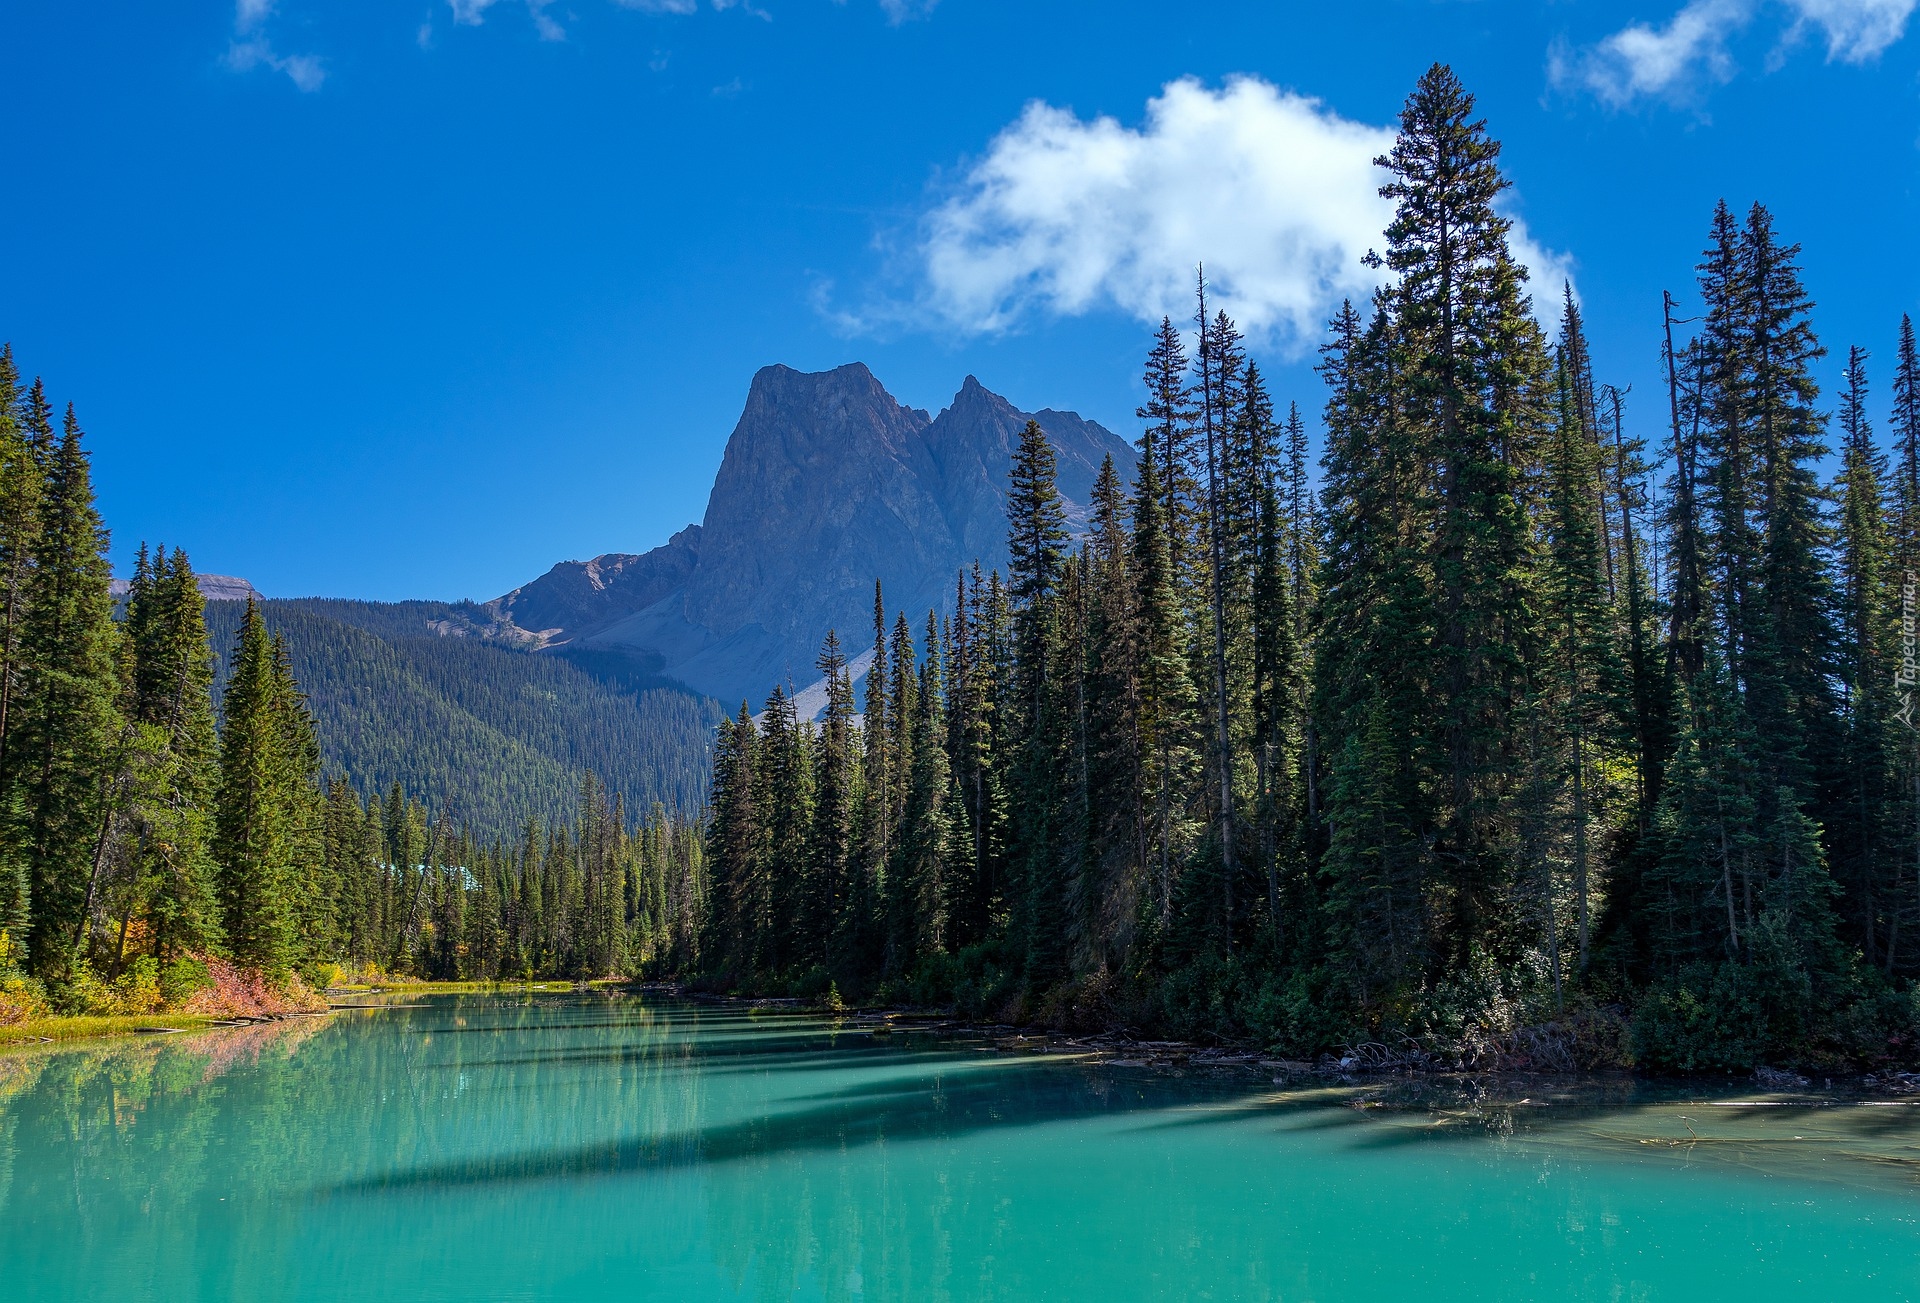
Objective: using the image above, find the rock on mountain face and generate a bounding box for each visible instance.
[486,364,1135,708]
[110,573,261,603]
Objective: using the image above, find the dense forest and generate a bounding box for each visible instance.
[696,65,1920,1072]
[0,350,705,1018]
[204,599,721,839]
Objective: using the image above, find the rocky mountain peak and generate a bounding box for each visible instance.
[485,364,1135,708]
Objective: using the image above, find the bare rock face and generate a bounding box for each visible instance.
[110,573,261,603]
[487,363,1135,708]
[486,526,700,641]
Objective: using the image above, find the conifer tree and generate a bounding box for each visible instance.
[1543,315,1628,974]
[13,405,120,974]
[213,600,299,972]
[1193,277,1241,950]
[1833,345,1896,966]
[1085,456,1147,966]
[1130,438,1197,930]
[1314,298,1439,1003]
[121,546,223,960]
[763,683,814,972]
[0,347,34,936]
[892,611,952,968]
[1376,64,1548,970]
[809,629,858,972]
[1006,419,1070,985]
[705,702,762,976]
[1136,318,1199,581]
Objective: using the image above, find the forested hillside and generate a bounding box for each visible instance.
[0,354,708,1012]
[203,599,722,838]
[694,64,1920,1073]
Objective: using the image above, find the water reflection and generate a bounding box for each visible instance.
[1,993,1916,1303]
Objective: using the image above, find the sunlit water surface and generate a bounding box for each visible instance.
[2,992,1918,1301]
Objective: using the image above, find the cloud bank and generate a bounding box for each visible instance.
[1555,0,1916,105]
[907,76,1570,349]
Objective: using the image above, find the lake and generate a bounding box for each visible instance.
[1,991,1917,1301]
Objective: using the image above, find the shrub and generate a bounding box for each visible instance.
[0,931,48,1025]
[159,956,214,1007]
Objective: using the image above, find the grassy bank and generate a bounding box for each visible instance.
[328,978,621,995]
[0,1012,226,1048]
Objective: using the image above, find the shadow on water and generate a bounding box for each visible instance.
[319,1047,1232,1197]
[9,990,1918,1209]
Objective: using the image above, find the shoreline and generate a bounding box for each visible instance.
[667,988,1920,1099]
[11,982,1919,1101]
[0,977,625,1050]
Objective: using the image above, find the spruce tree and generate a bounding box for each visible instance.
[1375,64,1548,970]
[1086,456,1147,966]
[704,702,763,976]
[1542,315,1628,975]
[0,347,34,936]
[808,629,858,973]
[123,546,223,960]
[1314,298,1439,1005]
[13,405,120,974]
[1130,437,1197,931]
[1005,419,1070,986]
[1832,345,1896,966]
[892,611,952,969]
[213,600,298,972]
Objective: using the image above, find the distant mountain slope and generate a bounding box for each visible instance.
[485,364,1135,707]
[204,599,723,835]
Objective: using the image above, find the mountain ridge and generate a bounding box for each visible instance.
[483,363,1134,707]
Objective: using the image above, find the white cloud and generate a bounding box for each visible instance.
[878,0,938,22]
[1787,0,1918,58]
[904,76,1569,348]
[226,0,325,92]
[447,0,564,37]
[1555,0,1915,104]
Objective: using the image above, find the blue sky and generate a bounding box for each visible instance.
[3,0,1917,601]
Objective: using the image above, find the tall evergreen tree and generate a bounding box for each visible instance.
[213,601,299,972]
[13,406,120,974]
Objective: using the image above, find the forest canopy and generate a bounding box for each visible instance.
[693,64,1920,1074]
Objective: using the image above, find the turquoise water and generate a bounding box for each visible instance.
[2,993,1917,1302]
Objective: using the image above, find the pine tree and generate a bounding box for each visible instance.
[808,629,858,973]
[1085,456,1147,967]
[1193,276,1242,951]
[892,611,952,969]
[1375,64,1549,971]
[1832,345,1896,967]
[122,547,223,961]
[0,347,35,936]
[213,600,298,972]
[705,702,762,977]
[1136,318,1199,583]
[271,632,329,967]
[1542,312,1628,977]
[1314,298,1439,1005]
[1249,481,1299,945]
[12,405,120,974]
[1891,315,1920,975]
[758,681,812,973]
[1130,437,1197,932]
[1742,204,1839,802]
[1006,419,1070,986]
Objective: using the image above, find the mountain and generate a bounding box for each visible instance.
[486,364,1135,708]
[169,363,1126,832]
[204,598,723,835]
[111,572,260,602]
